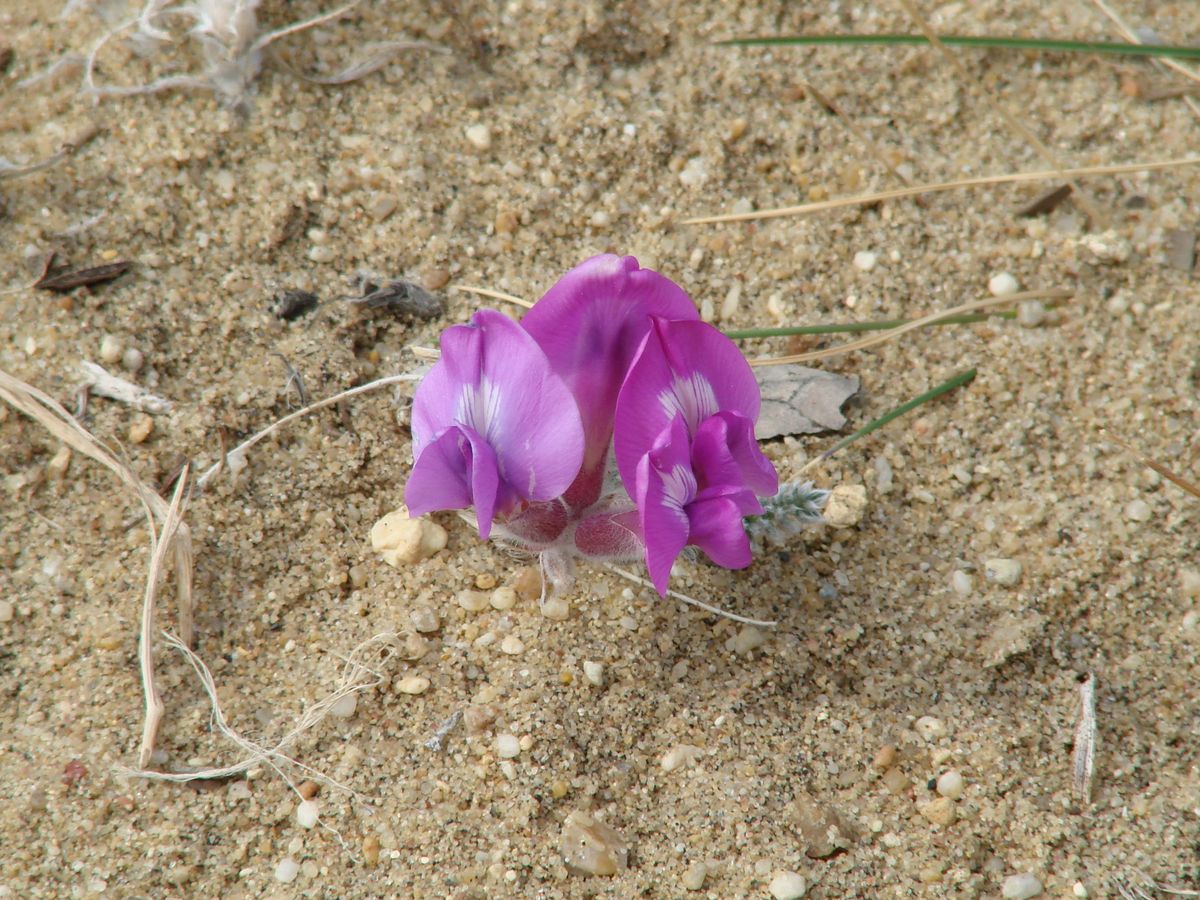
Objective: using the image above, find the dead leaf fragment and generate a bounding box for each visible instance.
[754,365,859,440]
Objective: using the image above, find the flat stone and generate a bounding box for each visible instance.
[1002,873,1043,899]
[560,811,628,877]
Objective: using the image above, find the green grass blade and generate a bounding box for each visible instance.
[820,368,977,460]
[718,33,1200,61]
[724,310,1022,340]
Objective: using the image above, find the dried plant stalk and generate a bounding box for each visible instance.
[1072,673,1097,803]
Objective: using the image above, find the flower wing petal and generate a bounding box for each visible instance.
[686,495,754,570]
[404,425,504,539]
[634,418,694,595]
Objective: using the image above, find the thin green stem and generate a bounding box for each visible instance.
[821,368,977,460]
[724,310,1019,340]
[718,34,1200,60]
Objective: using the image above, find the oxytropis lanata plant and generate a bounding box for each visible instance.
[405,254,824,598]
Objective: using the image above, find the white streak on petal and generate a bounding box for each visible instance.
[657,373,718,433]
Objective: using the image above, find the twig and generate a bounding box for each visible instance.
[681,157,1200,225]
[604,565,778,627]
[1103,430,1200,500]
[749,288,1072,365]
[452,284,534,309]
[1072,672,1097,804]
[802,79,914,185]
[271,353,309,408]
[78,361,174,414]
[195,372,423,488]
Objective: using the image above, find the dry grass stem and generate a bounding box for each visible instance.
[126,630,402,800]
[1102,430,1200,500]
[1072,672,1097,804]
[78,361,174,414]
[452,284,534,309]
[896,0,1106,223]
[749,288,1073,366]
[136,465,190,767]
[604,565,778,627]
[195,372,422,488]
[682,157,1200,225]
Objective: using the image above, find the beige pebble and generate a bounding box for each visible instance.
[936,770,965,800]
[457,589,490,612]
[682,861,707,891]
[128,414,154,444]
[729,626,766,655]
[463,704,497,734]
[768,871,808,899]
[824,484,867,528]
[474,571,497,590]
[370,508,447,566]
[368,195,398,222]
[46,445,71,480]
[422,268,451,291]
[541,597,570,620]
[871,745,897,772]
[984,558,1022,587]
[362,836,381,866]
[881,768,911,795]
[582,660,604,686]
[915,715,948,740]
[99,333,123,364]
[560,811,628,877]
[395,675,430,695]
[465,123,492,150]
[660,744,704,772]
[513,566,541,601]
[490,586,517,610]
[500,634,525,655]
[410,606,440,633]
[919,796,957,827]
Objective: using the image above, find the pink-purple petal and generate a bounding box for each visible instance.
[686,495,754,570]
[405,425,505,538]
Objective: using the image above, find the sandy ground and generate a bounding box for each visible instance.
[2,1,1199,897]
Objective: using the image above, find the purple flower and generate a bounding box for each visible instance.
[614,317,778,594]
[520,254,698,508]
[405,309,584,539]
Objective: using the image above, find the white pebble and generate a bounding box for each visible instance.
[307,245,335,263]
[1124,499,1152,522]
[915,716,947,740]
[988,272,1020,297]
[121,347,144,373]
[721,284,742,319]
[984,558,1023,587]
[490,586,517,610]
[768,871,808,899]
[1001,873,1043,899]
[936,770,965,800]
[678,156,709,188]
[465,123,492,150]
[1072,882,1089,899]
[682,861,707,891]
[852,250,878,272]
[660,744,704,772]
[329,693,357,718]
[582,660,605,686]
[99,334,123,364]
[296,799,319,829]
[729,626,766,655]
[0,601,13,623]
[1016,299,1045,327]
[495,733,521,759]
[457,589,490,612]
[371,509,447,566]
[500,634,525,655]
[824,484,867,528]
[274,858,300,884]
[950,570,973,596]
[410,605,440,633]
[540,597,570,620]
[395,675,430,695]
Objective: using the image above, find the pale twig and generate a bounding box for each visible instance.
[896,0,1106,225]
[452,284,534,309]
[1101,430,1200,500]
[604,565,778,627]
[195,372,422,488]
[136,465,190,767]
[78,361,175,414]
[1072,672,1097,804]
[682,157,1200,225]
[1090,0,1200,121]
[125,631,404,798]
[749,288,1073,366]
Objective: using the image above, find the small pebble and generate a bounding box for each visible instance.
[919,796,956,827]
[121,347,144,373]
[871,745,897,772]
[984,558,1022,587]
[582,660,605,686]
[99,334,123,364]
[852,250,878,272]
[1016,299,1045,327]
[274,858,300,884]
[410,605,440,633]
[512,566,541,601]
[490,587,517,610]
[329,693,357,718]
[950,570,973,596]
[1001,873,1043,899]
[495,734,521,759]
[824,484,867,528]
[0,601,14,623]
[682,861,707,891]
[395,675,430,695]
[46,446,71,480]
[475,572,497,590]
[297,780,319,800]
[457,590,490,612]
[1072,882,1088,898]
[500,634,525,655]
[541,597,570,620]
[678,156,709,188]
[422,268,451,291]
[368,195,398,222]
[560,811,628,877]
[465,123,492,150]
[936,770,965,800]
[296,799,319,829]
[768,871,808,899]
[1124,499,1152,522]
[370,509,447,566]
[128,415,154,445]
[882,768,911,794]
[730,626,766,655]
[988,272,1020,297]
[362,835,381,866]
[915,716,947,740]
[660,744,704,772]
[307,245,335,263]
